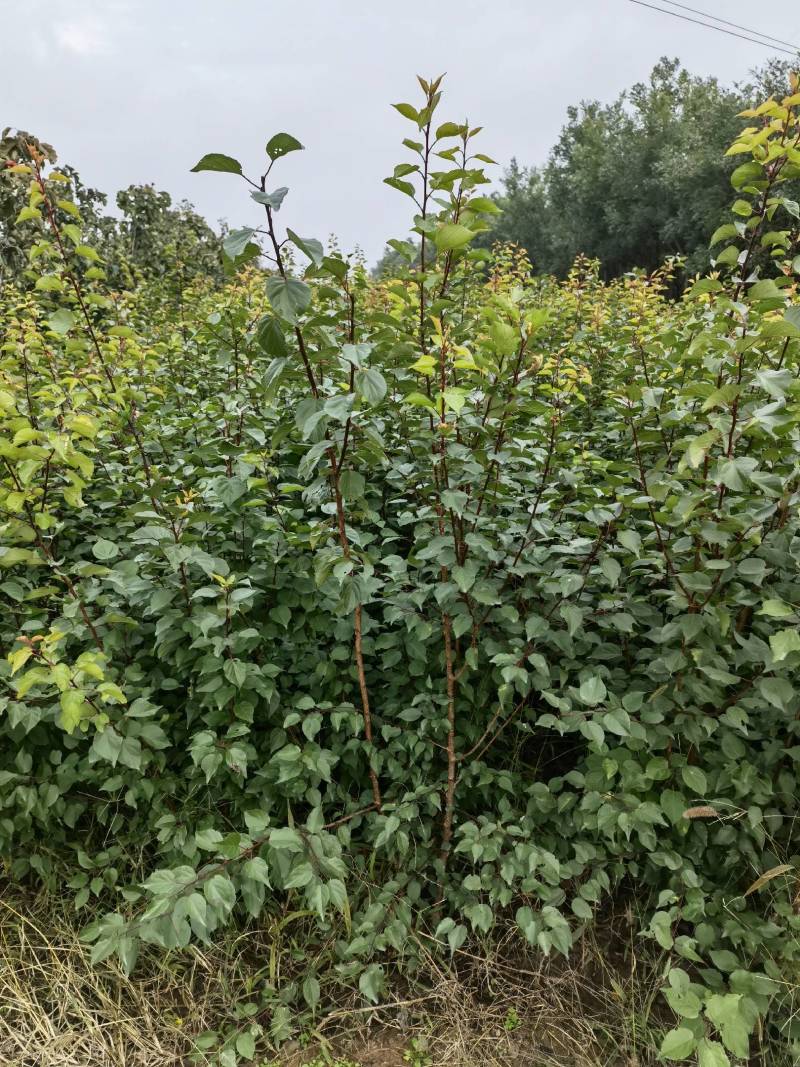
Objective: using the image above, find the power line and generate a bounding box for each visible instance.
[628,0,800,56]
[660,1,800,52]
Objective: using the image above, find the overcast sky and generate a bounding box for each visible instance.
[5,1,799,262]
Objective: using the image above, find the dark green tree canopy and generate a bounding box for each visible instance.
[486,58,798,280]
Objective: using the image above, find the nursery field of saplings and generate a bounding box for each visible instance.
[2,73,800,1067]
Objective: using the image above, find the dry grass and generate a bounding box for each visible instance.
[0,886,785,1067]
[1,891,189,1066]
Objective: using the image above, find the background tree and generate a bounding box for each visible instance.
[109,183,222,285]
[1,128,58,284]
[486,57,798,280]
[1,129,221,291]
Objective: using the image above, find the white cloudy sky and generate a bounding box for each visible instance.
[4,1,799,261]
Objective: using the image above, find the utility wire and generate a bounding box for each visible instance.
[628,0,800,56]
[660,0,800,52]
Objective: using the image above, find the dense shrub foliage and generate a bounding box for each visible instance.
[2,74,800,1064]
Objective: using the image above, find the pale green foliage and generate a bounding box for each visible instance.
[1,129,221,291]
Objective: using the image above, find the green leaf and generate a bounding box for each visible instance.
[57,198,81,218]
[256,316,288,358]
[682,429,719,469]
[266,276,311,324]
[716,457,754,491]
[224,240,261,273]
[269,827,304,853]
[433,223,474,252]
[731,160,762,188]
[266,133,304,160]
[358,963,385,1003]
[663,988,701,1019]
[617,529,642,555]
[185,893,208,938]
[441,488,469,515]
[325,393,352,422]
[204,874,236,912]
[16,205,42,223]
[770,628,800,662]
[251,187,288,211]
[603,708,631,737]
[384,176,417,199]
[404,390,437,412]
[235,1031,256,1060]
[600,556,621,587]
[59,690,90,733]
[191,153,243,175]
[92,538,119,561]
[452,561,479,593]
[572,897,593,920]
[48,309,76,335]
[91,725,123,766]
[223,227,258,260]
[435,121,463,139]
[709,224,738,246]
[681,765,707,795]
[758,677,794,710]
[35,274,63,292]
[195,827,223,852]
[392,103,420,122]
[697,1040,731,1067]
[704,993,751,1058]
[758,598,795,618]
[442,387,467,414]
[302,974,320,1010]
[748,278,782,301]
[466,902,494,933]
[660,1028,698,1060]
[466,195,501,215]
[286,228,324,266]
[393,163,419,179]
[445,923,467,954]
[714,245,740,266]
[489,321,518,356]
[339,469,365,500]
[326,392,358,420]
[648,910,674,949]
[578,677,606,706]
[580,719,605,745]
[355,367,387,406]
[118,735,142,770]
[116,937,138,977]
